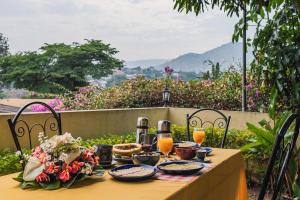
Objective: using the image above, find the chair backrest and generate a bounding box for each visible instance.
[186,108,231,148]
[258,113,300,200]
[7,101,62,155]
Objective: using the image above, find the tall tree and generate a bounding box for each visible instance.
[203,60,222,80]
[173,0,300,111]
[0,39,123,94]
[0,33,9,57]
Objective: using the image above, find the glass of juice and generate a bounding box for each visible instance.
[193,128,206,147]
[157,133,173,161]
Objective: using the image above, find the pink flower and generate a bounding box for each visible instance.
[59,163,72,182]
[70,161,85,174]
[31,97,64,112]
[45,163,60,174]
[82,149,97,167]
[35,172,50,183]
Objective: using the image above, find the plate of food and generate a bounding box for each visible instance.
[109,164,157,181]
[157,161,204,175]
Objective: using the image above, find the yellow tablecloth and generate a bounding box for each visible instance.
[0,148,248,200]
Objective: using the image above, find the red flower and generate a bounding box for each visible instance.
[59,163,72,182]
[70,161,84,174]
[82,149,95,164]
[35,172,50,183]
[45,163,60,174]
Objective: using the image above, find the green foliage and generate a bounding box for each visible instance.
[0,149,22,176]
[240,111,300,193]
[241,112,291,158]
[173,0,300,111]
[0,40,123,94]
[62,71,267,111]
[81,133,136,148]
[202,60,222,80]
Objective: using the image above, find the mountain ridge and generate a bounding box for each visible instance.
[125,42,253,72]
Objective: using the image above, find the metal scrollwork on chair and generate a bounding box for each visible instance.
[7,101,62,166]
[258,113,300,200]
[186,108,231,148]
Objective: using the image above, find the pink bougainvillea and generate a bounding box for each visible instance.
[31,97,64,112]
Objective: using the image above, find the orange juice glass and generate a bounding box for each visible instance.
[157,133,173,158]
[193,128,205,146]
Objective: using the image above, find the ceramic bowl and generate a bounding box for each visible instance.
[132,152,160,166]
[196,149,207,160]
[175,147,197,160]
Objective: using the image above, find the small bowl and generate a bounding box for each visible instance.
[196,149,207,160]
[132,152,160,166]
[175,147,197,160]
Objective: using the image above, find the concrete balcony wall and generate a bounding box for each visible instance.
[0,107,272,150]
[0,107,169,150]
[168,107,270,130]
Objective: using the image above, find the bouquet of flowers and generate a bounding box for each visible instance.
[14,133,103,190]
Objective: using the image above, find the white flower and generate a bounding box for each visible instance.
[23,157,45,181]
[82,163,93,175]
[15,151,21,156]
[38,132,45,143]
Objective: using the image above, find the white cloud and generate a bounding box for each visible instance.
[0,0,252,60]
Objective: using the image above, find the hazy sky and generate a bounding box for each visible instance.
[0,0,247,61]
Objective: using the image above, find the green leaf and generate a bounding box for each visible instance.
[288,155,297,181]
[20,181,40,189]
[268,87,278,119]
[240,141,261,151]
[293,182,300,199]
[13,172,24,182]
[39,180,60,190]
[246,122,275,147]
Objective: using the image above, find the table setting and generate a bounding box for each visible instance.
[0,116,248,200]
[100,119,214,183]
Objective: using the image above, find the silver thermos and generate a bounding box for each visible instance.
[157,120,171,134]
[136,117,149,144]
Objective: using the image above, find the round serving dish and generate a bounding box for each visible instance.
[109,164,157,182]
[132,152,160,166]
[113,143,142,157]
[157,161,204,175]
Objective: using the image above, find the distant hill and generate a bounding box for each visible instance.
[158,42,253,72]
[125,42,253,72]
[125,59,168,68]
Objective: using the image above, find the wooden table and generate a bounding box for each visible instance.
[0,148,248,200]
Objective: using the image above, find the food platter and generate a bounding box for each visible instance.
[157,161,204,175]
[109,164,157,182]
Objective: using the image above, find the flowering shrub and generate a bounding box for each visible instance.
[62,70,268,111]
[14,133,102,190]
[31,97,64,112]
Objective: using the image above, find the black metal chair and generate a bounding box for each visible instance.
[258,113,300,200]
[7,101,62,166]
[186,108,231,148]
